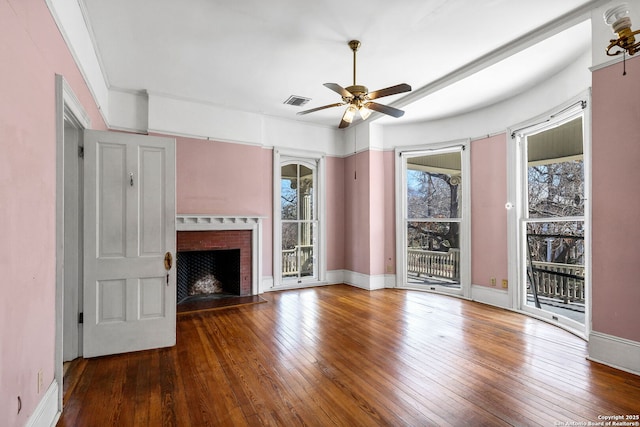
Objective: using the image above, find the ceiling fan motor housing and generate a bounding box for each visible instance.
[344,85,369,103]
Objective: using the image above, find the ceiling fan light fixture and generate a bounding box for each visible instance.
[359,106,372,120]
[343,105,357,123]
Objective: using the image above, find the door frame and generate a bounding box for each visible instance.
[55,75,91,410]
[506,91,592,340]
[395,140,471,299]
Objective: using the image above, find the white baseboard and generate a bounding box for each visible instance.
[260,270,392,292]
[343,270,386,290]
[325,270,395,289]
[326,269,345,285]
[263,281,331,292]
[384,273,396,288]
[260,275,273,293]
[471,284,510,309]
[26,379,60,427]
[588,331,640,376]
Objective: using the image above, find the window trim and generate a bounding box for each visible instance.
[395,140,471,298]
[273,148,326,288]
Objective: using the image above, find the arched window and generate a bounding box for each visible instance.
[273,150,325,287]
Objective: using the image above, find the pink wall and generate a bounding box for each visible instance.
[176,137,271,216]
[175,137,273,275]
[470,134,509,287]
[344,151,371,274]
[0,1,105,425]
[368,150,387,275]
[326,156,345,271]
[591,57,640,342]
[341,150,395,277]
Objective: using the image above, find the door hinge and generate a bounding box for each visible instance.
[78,146,84,158]
[78,312,84,324]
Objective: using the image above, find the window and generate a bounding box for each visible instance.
[397,144,470,297]
[281,163,316,279]
[273,150,325,287]
[509,97,590,338]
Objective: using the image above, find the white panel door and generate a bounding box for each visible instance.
[83,130,176,357]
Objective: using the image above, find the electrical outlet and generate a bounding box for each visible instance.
[37,370,43,394]
[502,279,508,288]
[490,277,496,286]
[386,265,393,273]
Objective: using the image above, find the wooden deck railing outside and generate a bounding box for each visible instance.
[407,248,460,280]
[284,247,584,305]
[529,261,585,304]
[282,245,313,277]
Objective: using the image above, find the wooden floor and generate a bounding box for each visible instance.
[58,285,640,426]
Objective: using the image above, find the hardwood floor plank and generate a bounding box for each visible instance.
[58,285,640,426]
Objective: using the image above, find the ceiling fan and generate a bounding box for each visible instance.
[297,40,412,129]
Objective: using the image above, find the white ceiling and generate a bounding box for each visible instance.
[80,0,596,129]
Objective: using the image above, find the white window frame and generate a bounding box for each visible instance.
[395,140,471,299]
[507,91,592,340]
[273,148,326,288]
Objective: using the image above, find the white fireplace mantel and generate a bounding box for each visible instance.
[176,214,265,231]
[176,214,265,294]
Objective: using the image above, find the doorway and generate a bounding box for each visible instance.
[55,74,92,411]
[62,117,83,362]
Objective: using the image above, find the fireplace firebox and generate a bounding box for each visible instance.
[176,228,253,305]
[177,249,241,304]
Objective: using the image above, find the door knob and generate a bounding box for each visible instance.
[164,252,173,270]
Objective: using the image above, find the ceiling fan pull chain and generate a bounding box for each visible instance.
[354,126,357,180]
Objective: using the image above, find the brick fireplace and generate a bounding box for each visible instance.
[177,230,252,297]
[176,215,263,298]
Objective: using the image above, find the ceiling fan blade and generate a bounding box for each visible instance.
[324,83,353,98]
[297,102,345,115]
[367,83,411,100]
[365,101,405,118]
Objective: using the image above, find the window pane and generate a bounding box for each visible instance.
[527,160,584,218]
[525,221,585,323]
[300,222,315,277]
[407,153,461,219]
[527,117,584,218]
[281,165,298,220]
[299,165,314,220]
[281,222,298,277]
[406,221,460,287]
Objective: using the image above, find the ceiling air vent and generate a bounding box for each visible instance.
[284,95,311,107]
